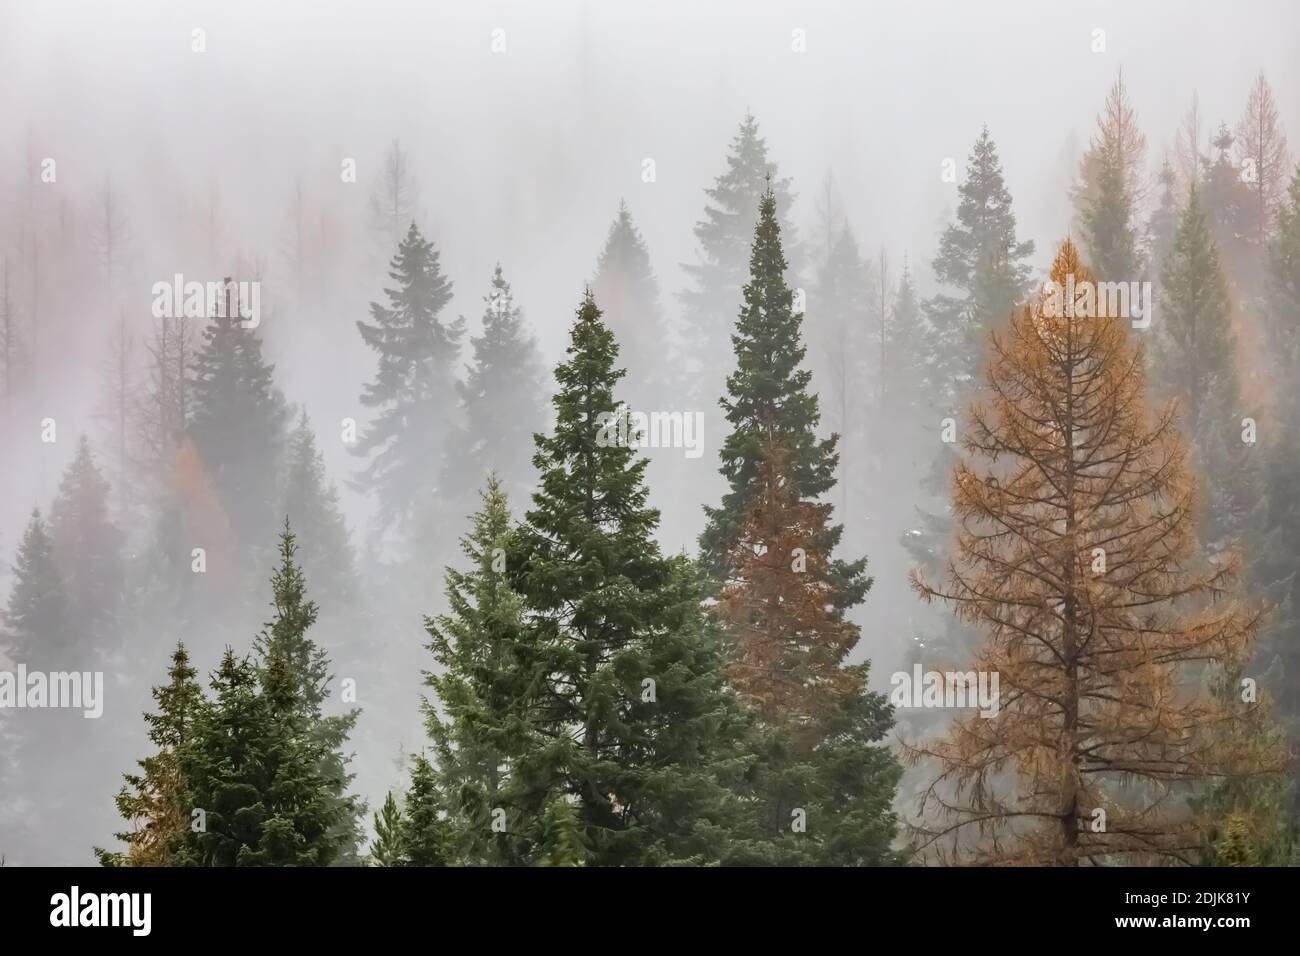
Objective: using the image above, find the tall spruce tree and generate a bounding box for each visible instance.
[2,509,71,667]
[591,202,673,414]
[281,408,355,604]
[699,187,838,581]
[353,223,463,539]
[252,521,363,862]
[509,291,746,865]
[419,476,536,864]
[96,643,203,866]
[1151,186,1258,549]
[459,265,546,504]
[48,436,124,658]
[1146,158,1181,282]
[188,281,290,559]
[1075,73,1146,281]
[680,113,798,408]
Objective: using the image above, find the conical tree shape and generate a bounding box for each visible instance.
[590,201,673,414]
[1074,72,1146,281]
[1151,186,1257,549]
[716,439,899,865]
[510,291,746,865]
[459,264,547,504]
[353,223,463,538]
[700,186,839,582]
[419,475,536,865]
[680,113,799,406]
[281,408,355,604]
[909,240,1271,865]
[188,281,289,559]
[96,642,203,866]
[48,435,124,656]
[2,509,70,666]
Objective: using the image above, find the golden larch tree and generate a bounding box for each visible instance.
[908,239,1270,866]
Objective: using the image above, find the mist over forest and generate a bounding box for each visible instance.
[2,0,1299,868]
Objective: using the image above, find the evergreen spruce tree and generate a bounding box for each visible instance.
[419,476,536,865]
[252,521,363,862]
[96,643,203,866]
[1075,73,1146,281]
[680,113,798,408]
[509,292,747,865]
[699,187,838,581]
[281,409,355,604]
[459,265,546,504]
[367,792,405,866]
[176,647,352,866]
[537,797,587,866]
[1146,158,1181,282]
[1151,186,1258,549]
[188,281,290,559]
[591,202,673,414]
[924,127,1035,403]
[398,754,451,866]
[353,223,464,540]
[48,436,124,659]
[1201,124,1256,286]
[2,509,71,667]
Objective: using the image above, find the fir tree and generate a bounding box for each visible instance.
[96,643,203,866]
[699,187,839,582]
[281,409,355,604]
[420,476,536,865]
[1074,73,1146,281]
[252,521,363,862]
[680,113,798,408]
[48,436,124,657]
[459,265,546,504]
[398,754,451,866]
[2,509,71,666]
[537,797,587,866]
[1151,186,1257,548]
[591,201,673,414]
[353,223,463,539]
[368,791,405,866]
[188,280,290,558]
[510,291,747,865]
[1146,158,1181,281]
[1201,124,1257,286]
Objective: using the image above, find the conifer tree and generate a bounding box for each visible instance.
[398,754,451,866]
[368,792,405,866]
[909,241,1269,865]
[1146,158,1181,281]
[699,187,838,581]
[48,436,124,655]
[1201,124,1256,285]
[1235,71,1291,248]
[537,797,587,866]
[591,202,673,414]
[188,281,290,557]
[353,223,463,539]
[509,292,746,865]
[809,224,875,521]
[281,409,355,604]
[716,440,900,864]
[459,265,546,504]
[2,509,71,666]
[1151,186,1257,548]
[252,521,363,861]
[680,113,798,407]
[1074,73,1146,281]
[96,643,203,866]
[419,476,536,864]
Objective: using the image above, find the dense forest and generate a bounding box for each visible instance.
[1,2,1298,867]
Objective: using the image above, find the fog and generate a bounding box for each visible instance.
[1,0,1297,864]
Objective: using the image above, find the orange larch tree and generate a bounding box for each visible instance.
[908,239,1271,866]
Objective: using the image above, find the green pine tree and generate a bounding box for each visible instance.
[48,435,124,658]
[510,291,747,866]
[2,509,71,667]
[680,113,799,407]
[699,186,839,582]
[353,223,463,540]
[420,476,537,865]
[1146,158,1181,282]
[96,642,203,866]
[281,408,355,605]
[188,280,290,559]
[459,265,547,505]
[367,791,405,866]
[537,797,587,867]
